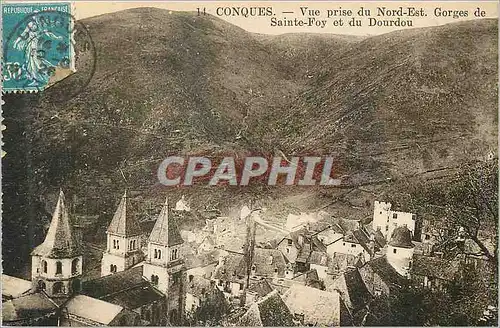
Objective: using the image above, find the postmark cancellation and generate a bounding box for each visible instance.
[3,3,75,93]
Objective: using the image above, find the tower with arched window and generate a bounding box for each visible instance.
[143,198,186,324]
[31,190,83,297]
[101,191,144,277]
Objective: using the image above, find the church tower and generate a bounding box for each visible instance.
[31,190,83,297]
[101,191,144,276]
[143,198,186,324]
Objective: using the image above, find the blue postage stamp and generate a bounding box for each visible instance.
[2,3,74,93]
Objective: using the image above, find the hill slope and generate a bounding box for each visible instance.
[276,19,497,183]
[28,8,359,190]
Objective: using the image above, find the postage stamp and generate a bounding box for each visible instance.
[0,1,498,327]
[2,3,74,93]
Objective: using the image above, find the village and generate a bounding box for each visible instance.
[2,190,497,326]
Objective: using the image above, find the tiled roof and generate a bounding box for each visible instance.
[359,256,407,292]
[327,253,364,274]
[66,295,123,325]
[292,269,320,285]
[213,251,246,282]
[239,303,263,326]
[81,266,165,309]
[240,290,295,326]
[267,269,322,293]
[185,249,221,270]
[296,243,311,262]
[412,255,460,281]
[332,217,360,234]
[106,191,142,237]
[252,248,288,278]
[353,229,370,246]
[282,284,344,326]
[374,229,386,248]
[329,223,345,234]
[31,190,82,258]
[148,198,184,247]
[315,227,343,246]
[461,238,495,258]
[343,231,357,244]
[308,250,328,266]
[103,284,165,309]
[369,256,407,285]
[343,228,380,256]
[2,292,58,323]
[214,248,288,281]
[328,268,372,311]
[353,229,378,255]
[278,229,304,249]
[281,225,328,265]
[187,276,212,298]
[247,279,273,298]
[2,275,32,299]
[310,235,327,252]
[389,226,414,248]
[279,225,322,248]
[81,266,145,299]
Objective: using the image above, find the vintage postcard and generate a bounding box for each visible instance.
[1,0,498,326]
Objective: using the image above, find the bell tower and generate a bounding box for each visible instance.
[143,198,186,324]
[101,191,144,276]
[31,190,83,297]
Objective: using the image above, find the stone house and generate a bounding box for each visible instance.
[239,290,295,326]
[372,201,417,240]
[411,255,460,290]
[185,275,214,313]
[282,284,352,326]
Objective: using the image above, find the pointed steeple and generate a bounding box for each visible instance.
[32,190,81,258]
[149,197,183,247]
[107,190,142,237]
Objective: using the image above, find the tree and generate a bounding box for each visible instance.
[362,287,428,326]
[377,161,498,326]
[443,162,498,263]
[364,271,491,327]
[411,264,496,326]
[243,210,257,288]
[185,289,231,326]
[388,161,498,264]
